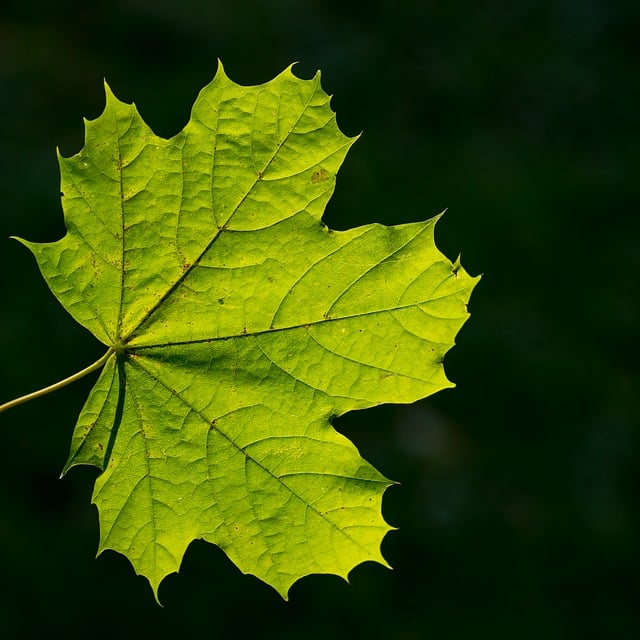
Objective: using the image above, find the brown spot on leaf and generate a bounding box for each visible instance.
[311,168,329,184]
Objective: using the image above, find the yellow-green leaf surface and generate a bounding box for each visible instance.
[19,62,478,599]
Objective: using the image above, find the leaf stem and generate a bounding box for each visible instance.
[0,348,114,413]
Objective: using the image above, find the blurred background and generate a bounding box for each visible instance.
[1,1,638,637]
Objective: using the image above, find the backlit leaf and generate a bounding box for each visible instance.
[17,62,478,600]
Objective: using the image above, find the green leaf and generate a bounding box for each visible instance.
[17,62,478,600]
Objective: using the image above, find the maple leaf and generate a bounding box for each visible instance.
[4,62,478,600]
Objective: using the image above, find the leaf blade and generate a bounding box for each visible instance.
[21,62,479,599]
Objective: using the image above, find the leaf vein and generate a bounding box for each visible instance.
[129,354,379,559]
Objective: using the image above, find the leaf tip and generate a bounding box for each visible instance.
[102,80,121,108]
[279,586,292,602]
[213,58,235,86]
[59,455,79,478]
[101,79,134,113]
[149,581,165,607]
[9,235,32,251]
[433,208,448,224]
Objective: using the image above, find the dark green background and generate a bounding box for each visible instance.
[1,1,637,637]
